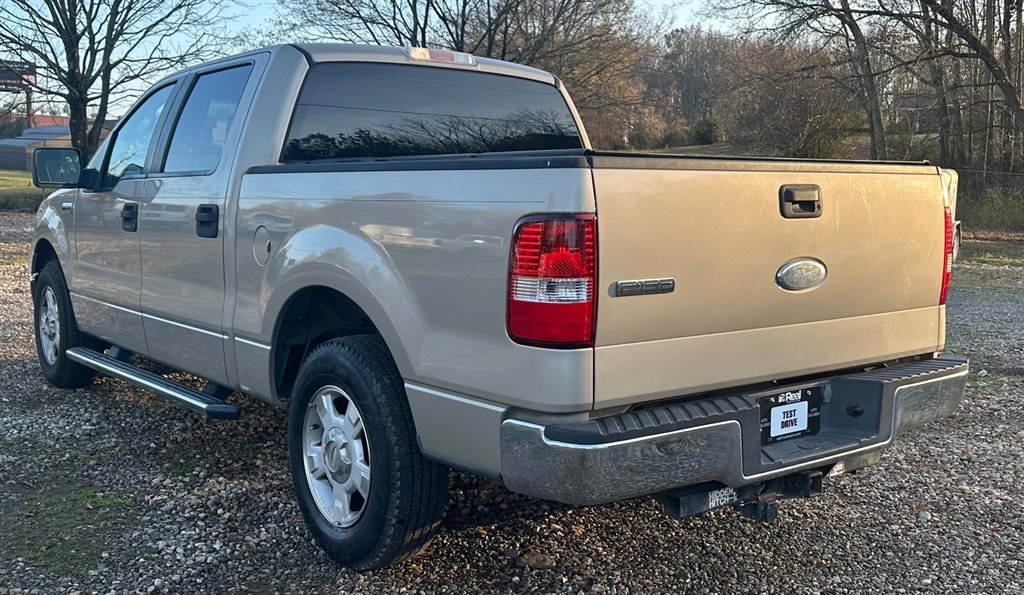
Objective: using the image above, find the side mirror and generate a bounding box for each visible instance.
[78,168,102,192]
[33,148,82,188]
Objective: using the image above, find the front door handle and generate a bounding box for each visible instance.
[120,202,138,232]
[195,203,219,238]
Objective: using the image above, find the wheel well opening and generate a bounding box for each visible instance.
[273,287,378,402]
[32,240,58,275]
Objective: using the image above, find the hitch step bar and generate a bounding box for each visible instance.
[66,347,240,420]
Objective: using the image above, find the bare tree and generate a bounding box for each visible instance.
[0,0,229,160]
[275,0,517,48]
[275,0,1024,166]
[0,96,29,137]
[707,0,891,158]
[835,0,888,158]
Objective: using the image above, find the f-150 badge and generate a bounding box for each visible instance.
[614,278,675,297]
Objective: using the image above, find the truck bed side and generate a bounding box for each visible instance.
[231,154,597,415]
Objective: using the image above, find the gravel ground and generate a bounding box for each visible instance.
[0,210,1022,594]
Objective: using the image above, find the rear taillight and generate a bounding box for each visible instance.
[507,215,596,348]
[940,206,953,305]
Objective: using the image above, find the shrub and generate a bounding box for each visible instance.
[662,123,691,148]
[626,108,669,150]
[792,120,853,160]
[958,186,1024,233]
[692,120,724,145]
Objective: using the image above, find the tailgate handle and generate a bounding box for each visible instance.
[779,185,822,219]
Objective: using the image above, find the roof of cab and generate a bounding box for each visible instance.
[295,44,556,85]
[160,43,557,87]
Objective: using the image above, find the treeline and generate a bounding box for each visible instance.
[6,0,1023,170]
[275,0,1024,170]
[710,0,1024,171]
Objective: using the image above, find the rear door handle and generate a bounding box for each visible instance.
[120,202,138,232]
[779,185,822,219]
[195,203,219,238]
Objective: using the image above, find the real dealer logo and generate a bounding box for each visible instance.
[777,390,803,404]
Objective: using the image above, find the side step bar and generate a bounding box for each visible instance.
[66,347,240,420]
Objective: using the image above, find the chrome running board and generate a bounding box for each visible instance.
[66,347,240,420]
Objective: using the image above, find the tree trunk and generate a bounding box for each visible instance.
[950,58,967,165]
[921,1,951,164]
[67,88,94,161]
[838,0,887,159]
[933,64,952,164]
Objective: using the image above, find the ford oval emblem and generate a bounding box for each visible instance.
[776,258,827,291]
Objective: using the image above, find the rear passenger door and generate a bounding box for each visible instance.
[137,62,256,385]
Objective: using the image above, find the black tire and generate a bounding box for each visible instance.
[287,335,449,570]
[33,260,100,388]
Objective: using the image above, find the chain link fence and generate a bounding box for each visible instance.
[956,170,1024,241]
[0,169,44,211]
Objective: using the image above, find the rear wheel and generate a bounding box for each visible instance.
[287,335,449,570]
[33,261,100,388]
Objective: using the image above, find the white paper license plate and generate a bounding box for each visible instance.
[758,387,822,444]
[771,401,808,436]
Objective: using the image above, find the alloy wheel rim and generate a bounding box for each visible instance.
[38,286,60,365]
[302,385,371,528]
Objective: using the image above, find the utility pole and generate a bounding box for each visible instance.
[25,87,32,127]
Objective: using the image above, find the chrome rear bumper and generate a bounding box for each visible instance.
[500,356,968,505]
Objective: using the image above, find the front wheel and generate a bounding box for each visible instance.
[287,335,449,570]
[33,261,100,388]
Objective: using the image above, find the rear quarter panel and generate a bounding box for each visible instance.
[233,166,597,412]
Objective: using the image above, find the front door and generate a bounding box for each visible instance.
[138,63,255,385]
[72,84,177,355]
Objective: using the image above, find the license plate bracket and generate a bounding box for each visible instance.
[758,386,822,444]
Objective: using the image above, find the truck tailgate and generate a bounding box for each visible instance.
[592,155,947,408]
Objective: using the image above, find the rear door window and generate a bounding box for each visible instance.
[283,63,582,162]
[162,64,253,174]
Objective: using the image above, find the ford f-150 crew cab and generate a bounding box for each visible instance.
[29,43,968,570]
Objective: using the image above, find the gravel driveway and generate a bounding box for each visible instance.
[1,211,1022,594]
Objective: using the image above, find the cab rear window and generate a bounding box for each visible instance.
[282,62,582,162]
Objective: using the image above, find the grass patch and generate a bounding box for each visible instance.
[1,483,140,575]
[0,254,28,266]
[0,169,45,211]
[0,169,33,188]
[32,486,126,513]
[959,240,1024,266]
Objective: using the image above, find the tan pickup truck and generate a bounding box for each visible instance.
[29,43,968,569]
